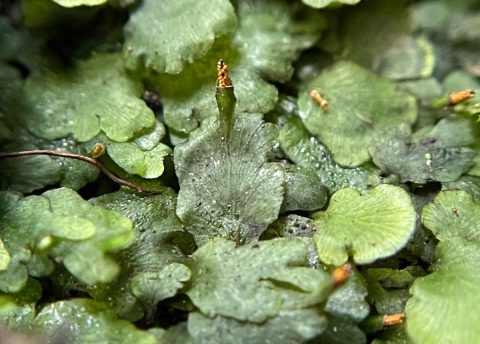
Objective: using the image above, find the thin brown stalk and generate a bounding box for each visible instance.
[0,150,161,194]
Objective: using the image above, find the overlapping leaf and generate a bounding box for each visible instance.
[313,185,416,265]
[17,53,155,142]
[148,0,325,135]
[88,189,193,321]
[298,61,417,167]
[370,123,475,183]
[0,188,134,292]
[279,116,374,194]
[186,238,333,322]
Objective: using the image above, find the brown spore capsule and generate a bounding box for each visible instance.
[448,89,476,106]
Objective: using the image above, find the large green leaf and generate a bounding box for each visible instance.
[422,190,480,242]
[188,309,328,344]
[17,53,154,142]
[123,0,237,74]
[34,299,156,344]
[313,185,416,265]
[298,61,417,167]
[405,238,480,344]
[88,189,192,321]
[175,114,284,246]
[186,237,333,322]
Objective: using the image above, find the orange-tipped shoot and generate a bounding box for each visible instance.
[310,89,328,110]
[382,312,405,326]
[216,59,232,88]
[448,89,476,106]
[332,263,353,287]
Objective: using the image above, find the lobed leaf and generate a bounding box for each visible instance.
[313,185,416,265]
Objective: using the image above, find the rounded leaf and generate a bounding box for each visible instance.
[313,184,416,265]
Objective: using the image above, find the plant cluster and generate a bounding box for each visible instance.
[0,0,480,343]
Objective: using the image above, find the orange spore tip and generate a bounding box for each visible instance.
[382,312,405,326]
[310,89,328,110]
[332,263,353,287]
[448,89,476,106]
[216,59,231,88]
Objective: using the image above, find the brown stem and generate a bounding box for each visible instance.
[0,150,161,194]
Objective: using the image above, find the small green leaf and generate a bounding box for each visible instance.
[302,0,361,9]
[188,309,328,344]
[131,263,191,303]
[18,53,155,142]
[405,238,480,344]
[325,269,370,322]
[107,141,171,179]
[186,237,332,322]
[175,115,284,245]
[34,299,157,344]
[298,61,417,167]
[123,0,237,74]
[422,190,480,242]
[283,165,328,212]
[313,185,416,265]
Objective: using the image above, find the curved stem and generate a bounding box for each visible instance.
[0,150,161,194]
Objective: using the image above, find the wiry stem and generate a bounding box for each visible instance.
[0,150,161,194]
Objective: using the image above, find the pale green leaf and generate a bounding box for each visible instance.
[313,185,416,265]
[422,190,480,242]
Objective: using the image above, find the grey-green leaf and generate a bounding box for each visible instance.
[175,115,284,246]
[34,299,157,344]
[186,237,332,322]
